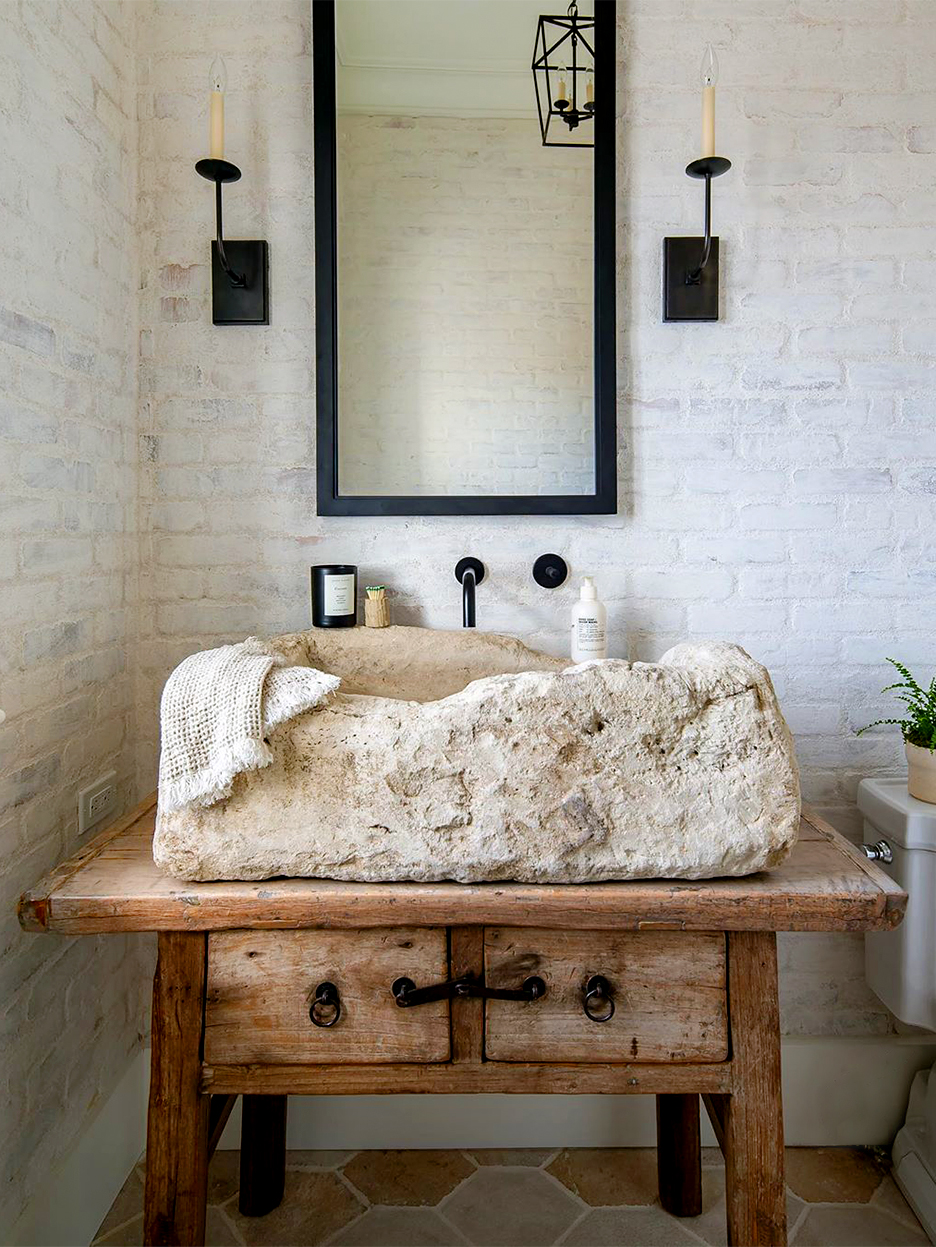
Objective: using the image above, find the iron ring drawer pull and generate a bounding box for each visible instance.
[583,975,615,1023]
[310,981,341,1028]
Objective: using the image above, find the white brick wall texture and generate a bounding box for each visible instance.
[2,0,936,1223]
[135,0,935,1048]
[0,0,149,1232]
[336,114,593,496]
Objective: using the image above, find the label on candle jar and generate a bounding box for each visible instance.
[324,573,355,616]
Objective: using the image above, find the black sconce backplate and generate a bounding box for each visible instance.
[210,240,269,325]
[663,236,720,322]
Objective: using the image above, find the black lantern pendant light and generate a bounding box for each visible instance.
[532,2,596,147]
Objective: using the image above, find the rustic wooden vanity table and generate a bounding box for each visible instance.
[19,797,905,1247]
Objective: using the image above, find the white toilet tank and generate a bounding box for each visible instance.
[860,778,936,1031]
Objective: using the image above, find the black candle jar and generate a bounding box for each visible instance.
[311,565,358,627]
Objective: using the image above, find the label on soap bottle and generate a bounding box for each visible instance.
[324,573,355,616]
[574,616,606,656]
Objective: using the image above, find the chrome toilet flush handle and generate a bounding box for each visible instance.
[861,839,893,865]
[309,981,341,1028]
[582,975,615,1023]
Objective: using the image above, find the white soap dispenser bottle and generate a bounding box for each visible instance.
[571,576,607,663]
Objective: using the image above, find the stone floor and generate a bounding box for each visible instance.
[93,1147,929,1246]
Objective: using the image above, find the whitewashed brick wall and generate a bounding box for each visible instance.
[3,4,935,1218]
[137,0,936,1044]
[0,0,148,1232]
[337,113,593,496]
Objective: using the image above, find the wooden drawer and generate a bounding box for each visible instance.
[483,928,728,1063]
[205,928,450,1065]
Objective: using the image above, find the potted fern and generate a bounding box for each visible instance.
[859,659,936,803]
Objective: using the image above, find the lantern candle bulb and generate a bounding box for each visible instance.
[209,54,226,160]
[700,43,718,159]
[556,65,569,109]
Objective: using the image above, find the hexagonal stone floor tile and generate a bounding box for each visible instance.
[547,1148,659,1207]
[95,1147,930,1247]
[872,1174,929,1233]
[342,1150,475,1206]
[562,1207,702,1246]
[785,1147,889,1204]
[330,1206,465,1246]
[226,1170,363,1246]
[467,1150,555,1168]
[287,1151,358,1171]
[791,1205,929,1247]
[678,1169,807,1247]
[442,1168,581,1246]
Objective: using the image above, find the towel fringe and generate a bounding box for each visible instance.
[157,639,341,815]
[159,737,274,812]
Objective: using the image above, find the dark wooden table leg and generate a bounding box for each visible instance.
[144,932,210,1246]
[239,1095,288,1216]
[657,1093,702,1216]
[723,931,786,1247]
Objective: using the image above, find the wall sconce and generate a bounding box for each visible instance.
[195,56,269,326]
[663,45,731,322]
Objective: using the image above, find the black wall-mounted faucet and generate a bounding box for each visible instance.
[455,558,485,628]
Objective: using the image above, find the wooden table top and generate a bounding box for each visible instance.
[18,796,906,935]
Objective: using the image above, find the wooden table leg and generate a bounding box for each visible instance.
[144,932,210,1246]
[656,1094,702,1216]
[239,1095,288,1216]
[723,931,786,1247]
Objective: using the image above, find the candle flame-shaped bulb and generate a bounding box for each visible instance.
[699,43,717,157]
[556,64,569,110]
[699,43,718,88]
[208,55,226,159]
[209,54,227,94]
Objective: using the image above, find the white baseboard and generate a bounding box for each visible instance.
[216,1035,936,1151]
[782,1036,936,1147]
[12,1036,936,1245]
[8,1050,148,1247]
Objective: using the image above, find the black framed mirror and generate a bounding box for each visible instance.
[313,0,616,516]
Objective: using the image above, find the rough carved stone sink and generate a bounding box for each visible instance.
[153,626,800,884]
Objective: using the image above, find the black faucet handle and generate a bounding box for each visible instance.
[533,553,568,588]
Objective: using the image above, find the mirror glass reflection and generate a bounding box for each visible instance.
[335,0,595,497]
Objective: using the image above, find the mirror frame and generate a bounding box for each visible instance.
[313,0,616,516]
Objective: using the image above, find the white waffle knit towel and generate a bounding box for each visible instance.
[157,637,340,813]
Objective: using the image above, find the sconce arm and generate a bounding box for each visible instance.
[213,178,246,288]
[687,173,713,283]
[196,158,246,289]
[684,156,731,286]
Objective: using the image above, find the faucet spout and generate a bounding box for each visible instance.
[454,558,485,629]
[462,569,476,628]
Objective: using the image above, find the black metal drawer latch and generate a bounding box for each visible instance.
[391,974,546,1008]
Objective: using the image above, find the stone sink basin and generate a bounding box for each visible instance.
[153,626,801,884]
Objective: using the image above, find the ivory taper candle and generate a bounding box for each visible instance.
[700,44,718,158]
[208,55,227,160]
[556,65,569,108]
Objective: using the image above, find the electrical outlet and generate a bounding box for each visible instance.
[78,770,117,835]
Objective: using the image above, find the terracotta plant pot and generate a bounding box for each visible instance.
[907,742,936,804]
